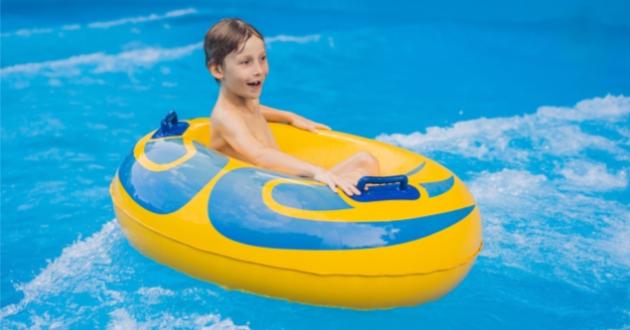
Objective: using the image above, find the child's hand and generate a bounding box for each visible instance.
[290,114,331,132]
[314,169,361,196]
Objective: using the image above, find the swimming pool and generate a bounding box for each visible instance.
[2,0,629,328]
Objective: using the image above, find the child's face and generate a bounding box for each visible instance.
[218,36,268,100]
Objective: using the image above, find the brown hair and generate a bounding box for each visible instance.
[203,18,264,82]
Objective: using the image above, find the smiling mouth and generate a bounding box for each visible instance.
[247,80,262,87]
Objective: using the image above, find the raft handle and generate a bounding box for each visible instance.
[352,175,420,202]
[152,111,189,138]
[357,175,408,191]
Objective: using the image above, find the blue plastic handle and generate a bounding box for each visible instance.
[351,175,419,202]
[162,111,178,128]
[152,111,189,138]
[357,175,408,192]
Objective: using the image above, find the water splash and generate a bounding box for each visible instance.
[1,8,198,38]
[0,220,249,329]
[378,95,630,292]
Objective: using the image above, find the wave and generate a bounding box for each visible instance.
[0,43,201,77]
[0,34,323,78]
[378,96,630,162]
[0,8,198,38]
[0,220,249,329]
[88,8,198,29]
[266,34,321,44]
[0,220,122,320]
[0,27,54,38]
[378,95,630,291]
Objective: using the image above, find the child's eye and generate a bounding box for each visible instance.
[260,56,266,61]
[240,60,250,65]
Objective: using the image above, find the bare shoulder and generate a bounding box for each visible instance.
[210,106,231,130]
[210,105,227,123]
[258,104,274,111]
[211,106,250,137]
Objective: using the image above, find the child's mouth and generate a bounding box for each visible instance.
[247,80,262,87]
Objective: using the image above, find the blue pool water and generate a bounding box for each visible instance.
[2,0,629,328]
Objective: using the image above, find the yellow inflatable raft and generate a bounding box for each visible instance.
[109,112,482,309]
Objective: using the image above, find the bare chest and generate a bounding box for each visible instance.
[209,110,276,150]
[243,111,274,146]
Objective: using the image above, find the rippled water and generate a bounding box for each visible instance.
[2,1,629,328]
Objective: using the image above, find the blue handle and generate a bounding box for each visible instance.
[351,175,419,202]
[162,111,178,129]
[357,175,408,193]
[152,111,189,138]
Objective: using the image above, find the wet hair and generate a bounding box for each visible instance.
[203,18,264,82]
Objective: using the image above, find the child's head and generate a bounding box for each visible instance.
[204,18,268,99]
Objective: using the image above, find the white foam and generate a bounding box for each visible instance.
[0,43,201,77]
[108,309,140,330]
[377,95,630,162]
[469,168,630,290]
[600,220,630,269]
[1,33,325,79]
[88,8,197,29]
[107,309,250,330]
[537,95,630,122]
[377,95,630,291]
[266,34,321,44]
[0,220,249,329]
[0,27,54,37]
[0,220,122,319]
[557,160,628,192]
[1,8,198,37]
[137,287,175,305]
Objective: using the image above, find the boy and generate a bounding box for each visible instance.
[204,18,380,196]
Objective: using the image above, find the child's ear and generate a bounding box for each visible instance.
[208,63,223,80]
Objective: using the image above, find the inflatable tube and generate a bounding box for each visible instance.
[109,112,482,309]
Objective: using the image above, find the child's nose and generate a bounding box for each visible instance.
[254,61,266,75]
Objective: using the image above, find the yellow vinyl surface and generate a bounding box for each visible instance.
[110,118,482,309]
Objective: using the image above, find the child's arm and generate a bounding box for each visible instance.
[215,113,359,195]
[259,105,294,124]
[260,105,331,132]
